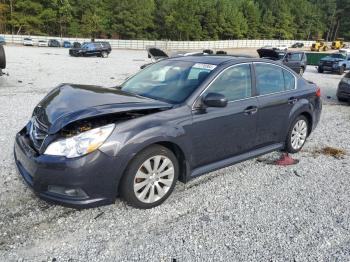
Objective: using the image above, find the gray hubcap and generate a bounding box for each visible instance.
[133,155,174,203]
[291,119,307,150]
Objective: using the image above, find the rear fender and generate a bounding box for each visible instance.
[284,98,313,137]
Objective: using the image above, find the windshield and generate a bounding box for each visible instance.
[330,54,346,59]
[121,60,215,103]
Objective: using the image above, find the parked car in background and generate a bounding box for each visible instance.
[69,42,112,57]
[73,42,81,48]
[14,56,322,209]
[48,39,60,47]
[257,48,307,75]
[63,41,72,48]
[337,72,350,102]
[23,38,34,46]
[38,40,48,47]
[339,48,350,55]
[140,47,223,69]
[318,53,350,74]
[0,45,5,75]
[275,44,288,51]
[0,36,6,45]
[291,42,304,48]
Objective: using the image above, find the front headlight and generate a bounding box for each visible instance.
[44,124,115,158]
[341,78,350,85]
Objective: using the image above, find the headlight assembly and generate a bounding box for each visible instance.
[341,77,350,85]
[44,124,115,158]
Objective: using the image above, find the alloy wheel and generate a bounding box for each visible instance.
[133,155,175,203]
[291,119,308,150]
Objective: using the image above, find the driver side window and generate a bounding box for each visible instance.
[204,64,252,101]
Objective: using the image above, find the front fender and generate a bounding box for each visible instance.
[99,123,191,184]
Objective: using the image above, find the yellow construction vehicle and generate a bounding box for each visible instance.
[311,39,329,52]
[331,38,346,49]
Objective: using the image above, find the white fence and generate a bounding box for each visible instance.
[0,34,321,50]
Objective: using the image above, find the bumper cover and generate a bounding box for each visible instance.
[14,127,123,208]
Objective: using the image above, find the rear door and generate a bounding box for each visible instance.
[190,63,259,168]
[254,62,299,146]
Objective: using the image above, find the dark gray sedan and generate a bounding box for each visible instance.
[14,56,322,209]
[337,72,350,101]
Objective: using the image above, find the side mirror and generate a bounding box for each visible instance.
[202,92,228,108]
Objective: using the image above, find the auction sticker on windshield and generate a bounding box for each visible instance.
[192,63,217,70]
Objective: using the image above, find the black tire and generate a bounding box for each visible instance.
[337,96,348,102]
[318,66,324,73]
[338,66,345,75]
[101,51,108,58]
[119,145,179,209]
[0,45,6,69]
[285,115,309,154]
[299,67,304,76]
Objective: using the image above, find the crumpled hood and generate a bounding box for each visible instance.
[33,84,172,134]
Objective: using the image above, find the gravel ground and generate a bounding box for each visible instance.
[0,46,349,262]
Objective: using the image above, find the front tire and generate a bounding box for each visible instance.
[337,96,348,102]
[338,66,345,75]
[101,51,108,58]
[318,66,324,73]
[285,115,309,153]
[0,45,6,69]
[120,145,179,209]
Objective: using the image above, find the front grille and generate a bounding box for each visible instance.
[29,117,48,151]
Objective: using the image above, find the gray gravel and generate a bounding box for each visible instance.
[0,46,349,262]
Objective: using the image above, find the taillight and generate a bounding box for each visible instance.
[315,87,321,97]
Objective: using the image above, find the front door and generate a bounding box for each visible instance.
[189,63,258,168]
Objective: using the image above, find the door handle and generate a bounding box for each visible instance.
[288,97,298,104]
[244,106,258,115]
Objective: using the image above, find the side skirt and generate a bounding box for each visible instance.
[190,143,284,179]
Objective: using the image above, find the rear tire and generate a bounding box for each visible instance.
[0,45,6,69]
[318,66,324,73]
[101,51,108,58]
[120,145,179,209]
[285,115,309,153]
[338,66,345,75]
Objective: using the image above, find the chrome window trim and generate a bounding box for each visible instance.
[192,61,298,110]
[253,61,298,91]
[192,62,253,109]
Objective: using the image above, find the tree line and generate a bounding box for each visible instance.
[0,0,349,41]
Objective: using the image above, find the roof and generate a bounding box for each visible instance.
[169,55,252,65]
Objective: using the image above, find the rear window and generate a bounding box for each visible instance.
[255,63,285,95]
[255,63,296,95]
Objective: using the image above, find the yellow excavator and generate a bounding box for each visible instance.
[331,38,346,49]
[311,39,329,52]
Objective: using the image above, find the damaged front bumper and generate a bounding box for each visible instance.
[14,126,123,208]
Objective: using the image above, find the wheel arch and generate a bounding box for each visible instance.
[288,101,314,137]
[119,138,190,185]
[299,111,313,136]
